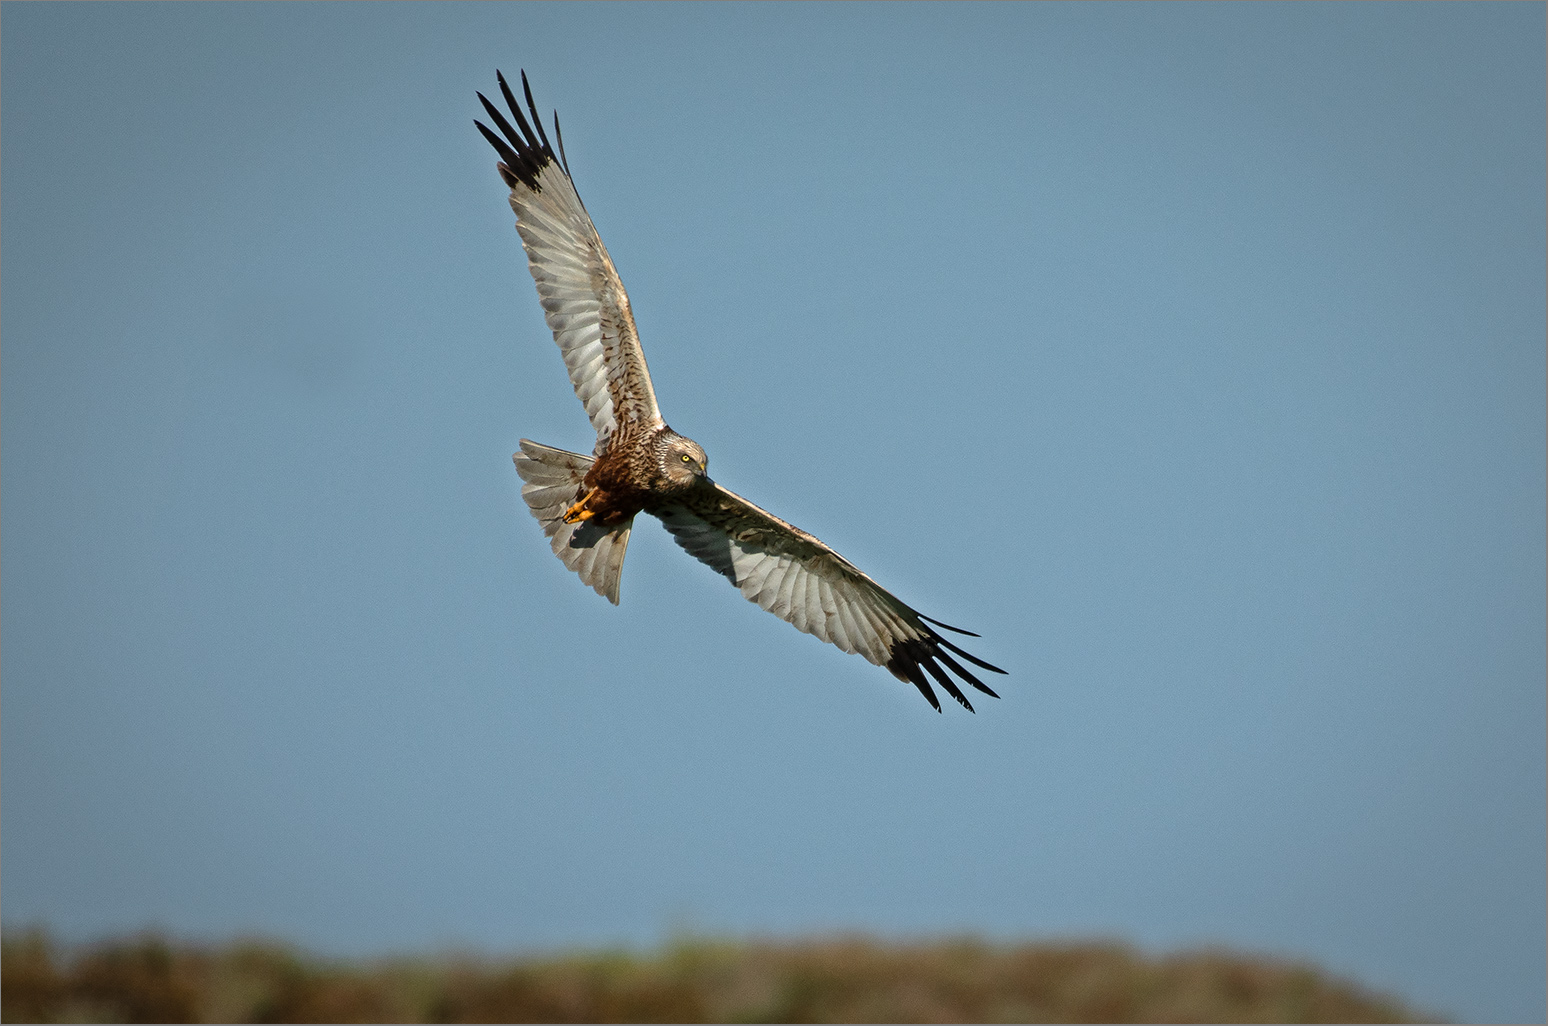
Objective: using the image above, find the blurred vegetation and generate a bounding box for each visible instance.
[2,927,1435,1023]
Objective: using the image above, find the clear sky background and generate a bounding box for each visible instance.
[3,4,1544,1022]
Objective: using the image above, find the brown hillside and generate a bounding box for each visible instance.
[1,929,1436,1023]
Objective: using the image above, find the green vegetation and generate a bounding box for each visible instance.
[2,928,1433,1023]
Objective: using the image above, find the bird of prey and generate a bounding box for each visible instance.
[476,71,1005,711]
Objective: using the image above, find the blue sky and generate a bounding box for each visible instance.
[3,3,1544,1022]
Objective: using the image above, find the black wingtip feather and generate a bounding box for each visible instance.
[887,629,1001,711]
[921,655,975,712]
[937,636,1008,675]
[553,111,570,175]
[520,71,556,157]
[477,90,526,154]
[498,73,542,151]
[918,614,981,638]
[474,120,522,187]
[935,648,1001,699]
[478,70,564,193]
[895,659,941,712]
[883,616,1004,710]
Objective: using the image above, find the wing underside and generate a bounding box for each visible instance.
[477,72,662,450]
[653,483,1005,711]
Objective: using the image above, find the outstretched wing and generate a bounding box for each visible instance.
[476,71,662,449]
[653,485,1006,712]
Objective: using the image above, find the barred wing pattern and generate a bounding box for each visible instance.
[654,486,1006,712]
[477,72,662,448]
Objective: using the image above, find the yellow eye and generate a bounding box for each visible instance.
[681,454,691,463]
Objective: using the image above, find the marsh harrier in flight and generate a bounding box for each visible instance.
[476,72,1006,711]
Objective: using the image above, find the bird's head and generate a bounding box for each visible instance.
[656,430,709,488]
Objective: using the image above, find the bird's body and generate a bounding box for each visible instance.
[477,71,1006,711]
[567,426,706,526]
[572,450,647,527]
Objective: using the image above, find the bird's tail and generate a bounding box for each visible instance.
[512,439,634,604]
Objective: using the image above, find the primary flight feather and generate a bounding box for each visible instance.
[477,71,1006,711]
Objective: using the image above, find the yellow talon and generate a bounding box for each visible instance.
[562,487,598,524]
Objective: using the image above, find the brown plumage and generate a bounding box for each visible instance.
[478,71,1006,711]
